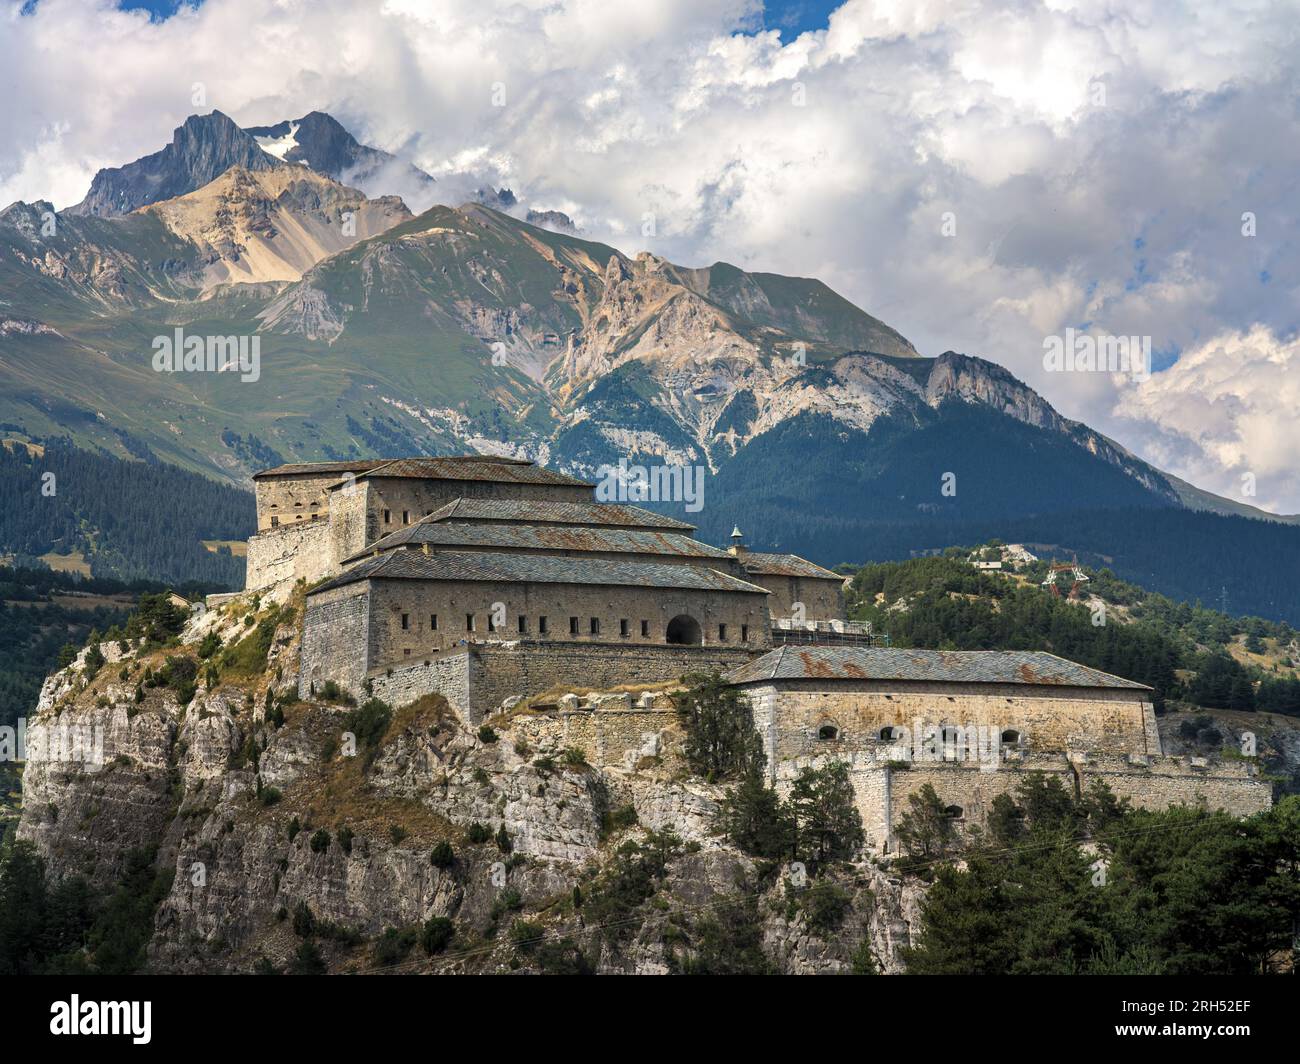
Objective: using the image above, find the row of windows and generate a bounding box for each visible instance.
[396,612,750,642]
[817,725,1023,743]
[383,509,424,525]
[269,513,321,527]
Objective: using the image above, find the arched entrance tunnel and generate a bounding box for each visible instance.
[665,614,702,645]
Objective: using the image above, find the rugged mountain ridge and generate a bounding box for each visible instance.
[4,109,1299,616]
[66,111,279,218]
[245,110,436,195]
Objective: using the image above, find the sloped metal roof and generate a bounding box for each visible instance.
[313,549,770,595]
[253,460,388,479]
[337,457,591,488]
[350,521,730,562]
[420,497,696,531]
[726,645,1151,690]
[743,552,841,580]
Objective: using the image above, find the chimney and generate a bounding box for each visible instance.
[728,525,747,560]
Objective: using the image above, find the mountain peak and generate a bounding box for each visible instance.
[66,110,277,218]
[245,111,434,193]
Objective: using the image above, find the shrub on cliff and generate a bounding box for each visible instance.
[343,698,393,768]
[421,916,454,955]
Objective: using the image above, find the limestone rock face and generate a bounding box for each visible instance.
[14,594,922,974]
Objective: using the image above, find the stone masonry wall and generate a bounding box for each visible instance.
[297,582,371,698]
[743,678,1158,782]
[246,521,336,592]
[752,573,845,622]
[772,749,1272,852]
[366,577,771,666]
[368,653,473,720]
[465,642,757,723]
[343,642,757,724]
[254,472,342,531]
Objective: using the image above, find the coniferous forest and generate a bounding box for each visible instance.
[0,441,252,588]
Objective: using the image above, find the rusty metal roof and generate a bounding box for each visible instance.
[420,497,696,531]
[334,457,592,488]
[253,460,389,479]
[350,521,730,562]
[726,645,1151,690]
[313,550,770,595]
[743,552,841,580]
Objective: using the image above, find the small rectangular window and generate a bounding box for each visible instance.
[487,613,498,633]
[270,516,279,528]
[569,616,579,635]
[590,617,600,636]
[539,616,548,635]
[718,623,727,641]
[401,613,410,630]
[518,615,527,634]
[741,624,749,642]
[619,619,630,638]
[466,613,475,632]
[403,648,410,657]
[641,620,649,638]
[402,510,410,525]
[430,614,438,631]
[383,509,391,524]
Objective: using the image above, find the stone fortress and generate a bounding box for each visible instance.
[240,457,1272,850]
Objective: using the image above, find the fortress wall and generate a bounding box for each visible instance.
[366,578,770,668]
[466,642,758,724]
[297,582,372,699]
[368,653,473,721]
[741,680,1157,770]
[751,574,845,622]
[254,473,339,531]
[325,635,752,725]
[246,521,336,591]
[328,484,372,564]
[772,750,1271,851]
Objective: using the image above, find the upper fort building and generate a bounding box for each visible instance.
[244,457,849,709]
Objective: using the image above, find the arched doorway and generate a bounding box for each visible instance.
[665,614,702,645]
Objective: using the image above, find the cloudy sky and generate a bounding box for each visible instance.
[3,0,1298,512]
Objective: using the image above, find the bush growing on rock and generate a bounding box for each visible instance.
[343,698,393,767]
[309,829,331,853]
[373,927,417,966]
[286,940,326,975]
[421,916,454,955]
[430,841,454,868]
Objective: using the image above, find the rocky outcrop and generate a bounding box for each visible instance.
[14,594,921,974]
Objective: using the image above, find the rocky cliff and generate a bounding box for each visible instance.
[15,587,922,974]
